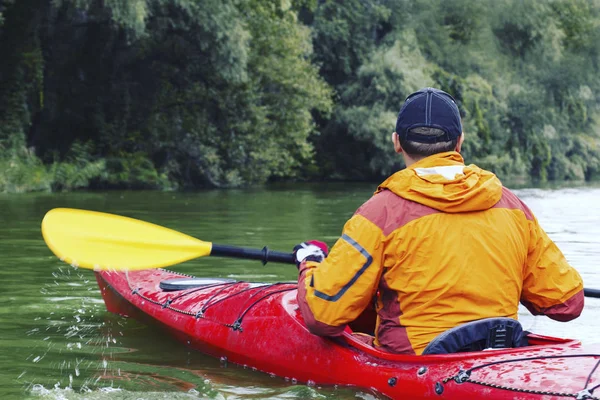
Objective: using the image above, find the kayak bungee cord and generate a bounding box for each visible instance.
[162,281,240,305]
[196,282,295,321]
[125,269,248,328]
[585,357,600,391]
[124,270,296,330]
[229,287,301,332]
[442,355,600,399]
[195,281,249,316]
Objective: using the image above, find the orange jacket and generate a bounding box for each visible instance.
[297,152,584,355]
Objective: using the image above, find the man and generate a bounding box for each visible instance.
[294,87,584,355]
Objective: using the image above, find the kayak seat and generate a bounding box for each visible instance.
[422,317,528,355]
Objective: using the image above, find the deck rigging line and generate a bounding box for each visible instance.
[443,354,600,399]
[125,269,296,330]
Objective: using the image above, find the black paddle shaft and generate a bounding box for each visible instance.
[584,288,600,298]
[210,245,600,294]
[211,244,295,265]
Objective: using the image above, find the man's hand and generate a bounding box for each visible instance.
[293,240,328,269]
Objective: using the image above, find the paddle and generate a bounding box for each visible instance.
[41,208,295,271]
[41,208,600,300]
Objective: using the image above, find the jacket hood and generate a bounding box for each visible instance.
[376,152,502,213]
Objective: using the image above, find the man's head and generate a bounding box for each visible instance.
[393,87,464,162]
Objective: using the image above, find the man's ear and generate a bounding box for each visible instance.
[455,132,465,152]
[392,132,402,154]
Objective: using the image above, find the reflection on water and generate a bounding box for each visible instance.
[0,184,598,399]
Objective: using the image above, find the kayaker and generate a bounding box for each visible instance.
[293,87,585,355]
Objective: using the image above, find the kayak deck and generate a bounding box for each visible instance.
[95,269,600,399]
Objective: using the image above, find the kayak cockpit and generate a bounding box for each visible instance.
[340,328,580,362]
[421,317,528,354]
[281,291,582,361]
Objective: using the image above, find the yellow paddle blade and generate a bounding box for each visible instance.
[41,208,213,271]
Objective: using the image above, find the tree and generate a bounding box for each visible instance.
[0,0,332,190]
[309,0,600,183]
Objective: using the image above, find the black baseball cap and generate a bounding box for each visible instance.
[395,88,463,143]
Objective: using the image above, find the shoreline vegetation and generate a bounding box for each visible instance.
[1,0,600,193]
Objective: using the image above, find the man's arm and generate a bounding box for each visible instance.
[297,214,385,336]
[521,218,584,321]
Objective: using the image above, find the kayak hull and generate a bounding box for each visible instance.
[95,269,600,399]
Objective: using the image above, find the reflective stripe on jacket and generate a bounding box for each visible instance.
[297,151,584,355]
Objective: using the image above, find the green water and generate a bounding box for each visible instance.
[1,183,599,399]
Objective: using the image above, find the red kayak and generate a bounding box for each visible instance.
[95,269,600,399]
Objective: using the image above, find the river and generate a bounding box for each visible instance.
[1,183,599,399]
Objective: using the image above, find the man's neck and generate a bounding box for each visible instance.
[402,153,423,168]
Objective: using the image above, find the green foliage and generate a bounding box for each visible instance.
[311,0,391,85]
[491,1,554,59]
[0,148,51,193]
[315,32,436,179]
[310,0,600,183]
[49,142,107,191]
[0,0,331,191]
[0,0,46,154]
[104,152,170,189]
[439,0,485,44]
[51,0,149,36]
[0,143,106,193]
[1,0,600,192]
[0,0,15,27]
[550,0,599,54]
[239,0,333,180]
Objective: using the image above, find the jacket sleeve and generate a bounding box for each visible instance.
[521,218,584,322]
[296,213,385,336]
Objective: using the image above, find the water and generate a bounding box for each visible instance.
[0,183,598,399]
[513,186,600,342]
